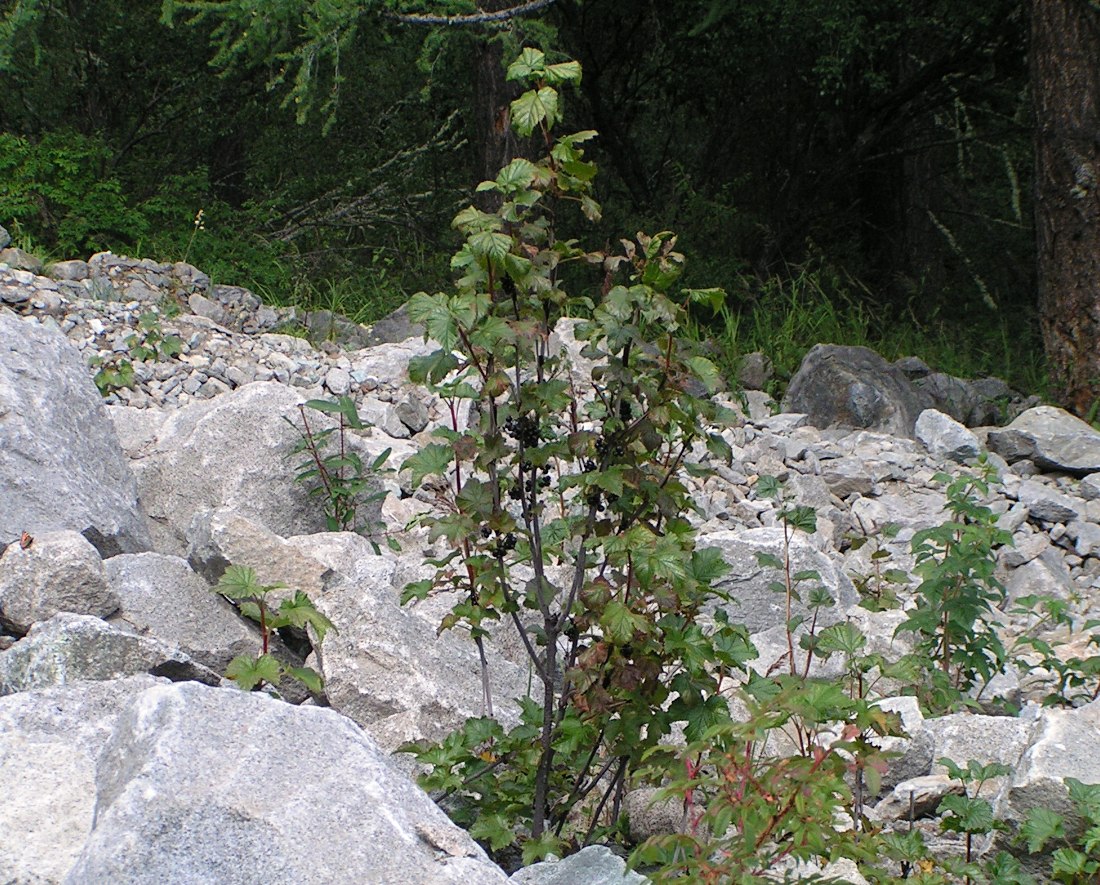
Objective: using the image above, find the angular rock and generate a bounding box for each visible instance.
[702,527,860,632]
[107,403,168,458]
[0,223,9,249]
[510,846,646,884]
[1067,520,1100,557]
[48,259,91,282]
[849,488,948,539]
[130,381,371,554]
[0,676,165,883]
[314,556,531,753]
[997,701,1100,831]
[285,530,384,581]
[622,786,685,842]
[187,291,228,325]
[365,302,424,346]
[1079,473,1100,501]
[874,774,963,820]
[968,376,1028,426]
[1006,554,1077,603]
[0,311,152,555]
[927,712,1033,789]
[872,696,934,792]
[783,344,934,438]
[1017,479,1080,524]
[186,508,334,602]
[304,308,372,349]
[0,612,220,695]
[0,246,44,273]
[106,552,262,672]
[65,681,509,884]
[820,456,876,498]
[987,406,1100,476]
[738,351,773,391]
[915,409,981,463]
[0,530,117,632]
[913,372,978,425]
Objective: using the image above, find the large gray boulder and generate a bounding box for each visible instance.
[915,409,981,463]
[701,527,859,633]
[0,612,221,695]
[0,530,118,633]
[0,676,165,883]
[64,681,509,884]
[105,552,262,673]
[130,381,366,554]
[185,507,334,602]
[783,344,934,438]
[314,555,532,754]
[0,311,152,555]
[998,701,1100,822]
[364,302,424,346]
[987,406,1100,476]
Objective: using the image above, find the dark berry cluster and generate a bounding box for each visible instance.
[585,489,606,512]
[504,414,540,447]
[509,470,551,500]
[491,532,517,558]
[595,435,626,460]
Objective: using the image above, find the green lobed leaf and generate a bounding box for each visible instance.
[277,590,336,643]
[495,158,537,192]
[506,47,545,83]
[286,665,324,694]
[215,564,283,600]
[683,287,726,313]
[468,230,513,268]
[510,87,559,138]
[681,694,731,743]
[601,600,645,645]
[402,443,454,489]
[225,653,282,690]
[407,292,459,350]
[543,59,582,85]
[1020,806,1064,853]
[469,813,517,852]
[686,355,721,393]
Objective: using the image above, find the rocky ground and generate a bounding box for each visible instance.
[2,249,1100,883]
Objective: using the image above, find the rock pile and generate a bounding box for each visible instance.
[2,252,1100,883]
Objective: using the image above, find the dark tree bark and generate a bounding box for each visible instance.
[1031,0,1100,416]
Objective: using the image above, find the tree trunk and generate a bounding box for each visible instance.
[471,5,532,210]
[1031,0,1100,416]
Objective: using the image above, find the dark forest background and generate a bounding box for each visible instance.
[0,1,1046,397]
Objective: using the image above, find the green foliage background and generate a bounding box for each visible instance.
[0,0,1041,392]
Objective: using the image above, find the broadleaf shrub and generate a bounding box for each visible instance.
[398,48,750,861]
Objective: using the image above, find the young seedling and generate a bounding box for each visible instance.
[289,396,395,550]
[213,563,333,695]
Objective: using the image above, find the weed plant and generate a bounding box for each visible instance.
[288,396,395,551]
[89,309,182,395]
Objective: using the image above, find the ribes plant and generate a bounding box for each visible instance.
[847,521,910,612]
[213,564,333,695]
[398,48,750,862]
[631,683,899,884]
[1020,778,1100,884]
[896,458,1013,711]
